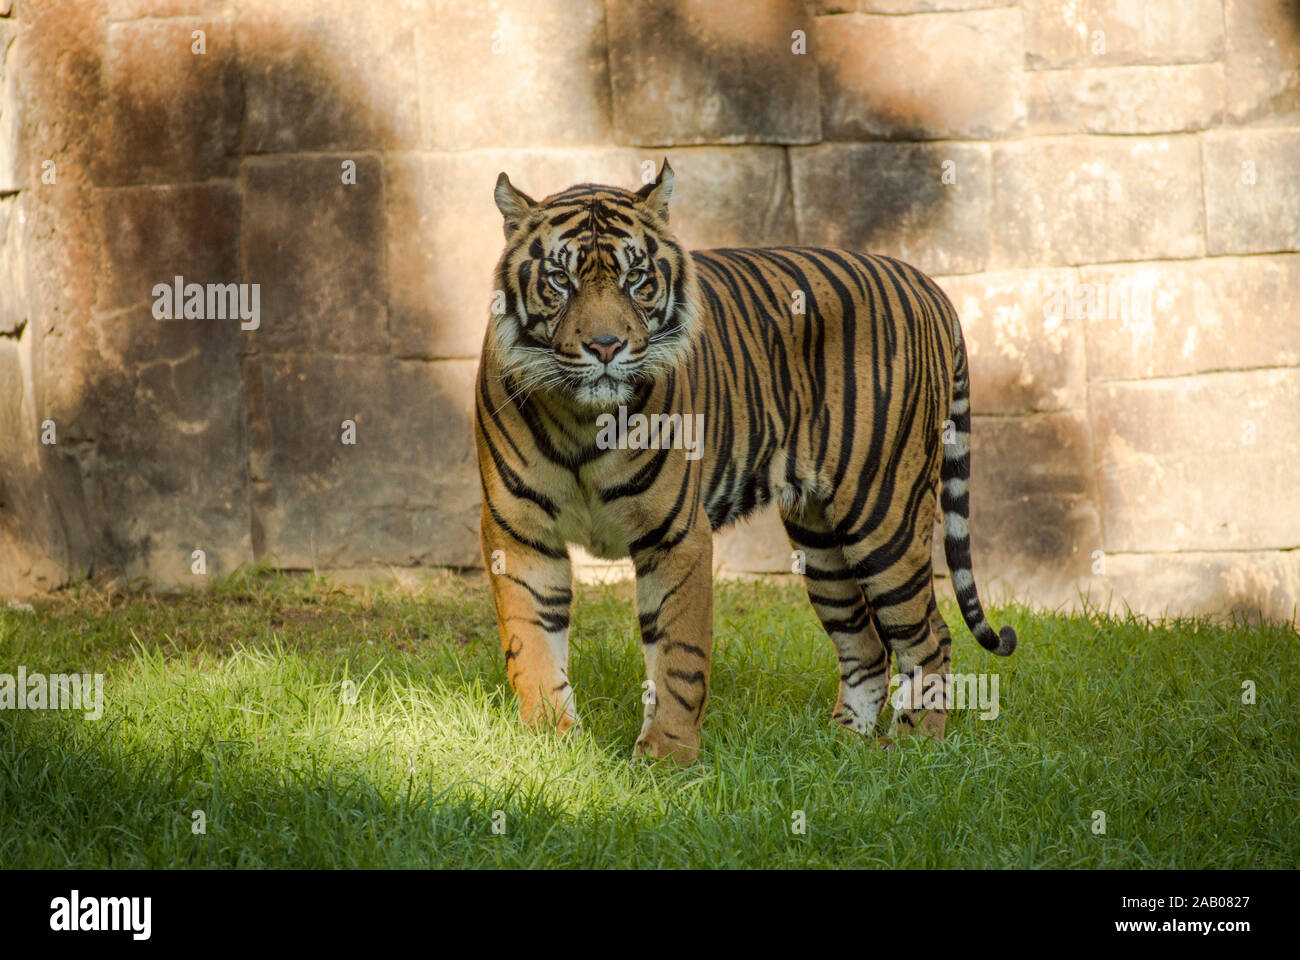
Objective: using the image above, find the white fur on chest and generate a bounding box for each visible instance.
[553,467,633,560]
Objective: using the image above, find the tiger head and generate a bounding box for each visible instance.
[487,160,700,410]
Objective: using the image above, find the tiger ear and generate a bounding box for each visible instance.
[635,158,675,223]
[494,172,536,237]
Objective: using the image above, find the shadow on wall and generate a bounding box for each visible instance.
[3,0,975,596]
[4,1,488,591]
[1257,1,1300,121]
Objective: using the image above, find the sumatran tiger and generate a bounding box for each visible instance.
[475,160,1017,766]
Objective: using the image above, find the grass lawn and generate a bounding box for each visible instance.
[0,567,1296,869]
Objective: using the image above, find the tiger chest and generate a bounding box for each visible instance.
[552,465,635,561]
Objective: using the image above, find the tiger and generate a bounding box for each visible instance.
[474,159,1017,766]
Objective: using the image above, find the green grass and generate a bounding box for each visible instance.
[0,567,1296,868]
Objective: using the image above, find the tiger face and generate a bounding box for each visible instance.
[488,160,699,410]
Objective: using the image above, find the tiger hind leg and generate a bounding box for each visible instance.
[844,527,951,741]
[882,595,953,741]
[783,501,891,736]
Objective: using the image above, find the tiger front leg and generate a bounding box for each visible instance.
[631,508,713,766]
[481,504,578,733]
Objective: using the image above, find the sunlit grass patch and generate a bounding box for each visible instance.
[0,570,1296,868]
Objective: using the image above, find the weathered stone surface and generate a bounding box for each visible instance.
[48,180,251,591]
[0,261,67,599]
[1225,0,1300,125]
[936,268,1087,414]
[990,136,1204,269]
[607,0,821,145]
[34,297,253,587]
[1100,550,1300,626]
[14,0,103,179]
[238,0,419,152]
[814,1,1007,11]
[93,183,239,316]
[1080,255,1300,380]
[1,0,1297,622]
[28,183,106,426]
[251,355,480,569]
[1203,129,1300,255]
[0,391,73,598]
[654,146,796,250]
[954,412,1103,584]
[0,193,25,336]
[5,4,108,598]
[1023,0,1224,69]
[242,156,387,354]
[115,342,252,586]
[1090,369,1300,553]
[107,1,229,17]
[791,141,990,276]
[385,148,641,361]
[415,0,610,150]
[0,18,20,193]
[817,9,1024,140]
[94,18,240,186]
[1027,63,1224,134]
[107,0,230,14]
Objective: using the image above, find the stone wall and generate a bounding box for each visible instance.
[1,0,1297,623]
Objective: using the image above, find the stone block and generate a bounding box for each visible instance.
[1090,369,1300,552]
[655,146,797,250]
[94,18,240,186]
[0,193,26,337]
[936,267,1087,414]
[991,136,1204,268]
[959,411,1103,581]
[791,141,991,276]
[252,354,480,569]
[242,155,387,355]
[238,0,420,152]
[607,0,821,145]
[1080,255,1300,380]
[1203,129,1300,255]
[1224,0,1300,125]
[107,1,229,16]
[93,182,240,316]
[415,0,610,150]
[0,18,21,193]
[1100,550,1300,626]
[1023,0,1224,69]
[813,1,1008,11]
[817,9,1024,140]
[1027,63,1224,134]
[43,304,254,586]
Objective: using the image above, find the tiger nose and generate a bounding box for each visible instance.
[583,334,625,364]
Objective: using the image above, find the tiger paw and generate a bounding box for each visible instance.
[520,703,581,735]
[633,728,699,767]
[889,710,947,740]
